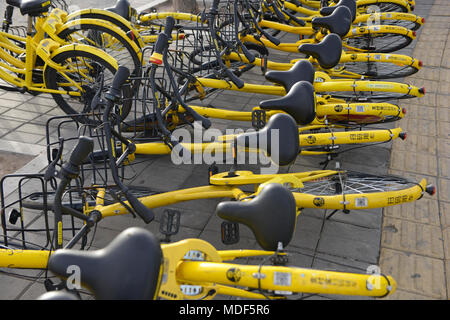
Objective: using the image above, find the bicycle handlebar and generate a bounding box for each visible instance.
[102,82,156,224]
[61,136,94,179]
[246,0,281,46]
[52,136,95,248]
[149,16,176,65]
[163,15,176,37]
[105,66,130,102]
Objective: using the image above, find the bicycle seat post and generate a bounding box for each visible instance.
[225,140,238,178]
[2,5,14,32]
[27,15,33,36]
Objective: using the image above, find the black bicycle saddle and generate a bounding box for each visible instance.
[216,183,297,251]
[259,81,316,125]
[20,0,51,16]
[320,0,357,22]
[47,227,163,300]
[106,0,132,20]
[312,6,352,38]
[6,0,21,8]
[298,33,343,69]
[265,60,315,92]
[235,113,300,166]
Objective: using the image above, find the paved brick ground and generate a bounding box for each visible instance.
[0,0,443,300]
[379,0,450,300]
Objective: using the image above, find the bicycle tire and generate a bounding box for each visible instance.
[56,23,142,93]
[357,2,409,13]
[334,60,419,79]
[344,32,413,53]
[44,50,133,125]
[358,18,421,31]
[292,171,418,195]
[67,11,143,48]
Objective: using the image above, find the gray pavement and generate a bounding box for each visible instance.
[0,0,442,300]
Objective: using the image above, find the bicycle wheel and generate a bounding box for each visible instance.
[45,49,133,125]
[22,186,159,211]
[380,19,420,31]
[357,2,409,13]
[334,60,419,79]
[344,32,413,53]
[56,22,142,92]
[292,171,418,195]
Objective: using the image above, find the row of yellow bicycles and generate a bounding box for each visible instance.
[0,0,435,301]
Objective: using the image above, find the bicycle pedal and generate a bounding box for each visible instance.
[44,278,66,292]
[160,209,181,241]
[51,148,59,161]
[252,109,266,130]
[8,209,20,225]
[208,163,219,184]
[221,221,240,245]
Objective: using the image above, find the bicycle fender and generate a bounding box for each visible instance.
[41,8,68,44]
[66,9,145,48]
[41,43,119,77]
[57,18,143,62]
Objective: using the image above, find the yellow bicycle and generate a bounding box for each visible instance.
[14,134,435,251]
[0,0,136,123]
[3,222,397,300]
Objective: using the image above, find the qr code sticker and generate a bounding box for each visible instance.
[355,197,368,208]
[273,272,292,287]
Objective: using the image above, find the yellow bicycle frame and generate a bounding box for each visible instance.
[0,239,397,299]
[225,50,421,79]
[180,102,404,124]
[0,8,118,96]
[191,75,424,98]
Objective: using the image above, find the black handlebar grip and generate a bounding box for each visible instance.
[241,44,256,64]
[154,33,168,55]
[289,0,302,7]
[163,16,176,37]
[184,105,212,129]
[125,190,155,224]
[225,68,245,89]
[112,66,130,92]
[271,3,286,22]
[261,29,281,46]
[284,9,306,26]
[61,136,94,179]
[105,66,130,102]
[69,136,94,167]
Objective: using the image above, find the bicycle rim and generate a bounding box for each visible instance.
[344,33,412,53]
[45,50,132,125]
[337,61,418,79]
[358,2,409,13]
[57,23,141,92]
[381,19,421,31]
[293,172,417,195]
